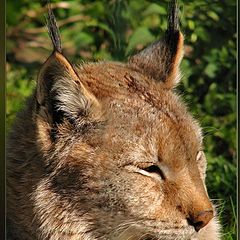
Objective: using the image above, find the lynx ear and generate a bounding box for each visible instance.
[36,6,100,128]
[36,51,100,126]
[129,0,184,89]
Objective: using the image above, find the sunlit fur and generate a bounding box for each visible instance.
[7,2,221,240]
[7,56,221,239]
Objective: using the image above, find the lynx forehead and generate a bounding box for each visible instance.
[7,1,220,240]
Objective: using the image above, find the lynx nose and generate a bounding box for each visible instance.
[188,210,213,232]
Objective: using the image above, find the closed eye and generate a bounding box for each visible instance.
[141,165,166,180]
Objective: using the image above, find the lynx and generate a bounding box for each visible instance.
[7,1,220,240]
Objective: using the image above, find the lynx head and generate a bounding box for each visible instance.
[30,1,220,239]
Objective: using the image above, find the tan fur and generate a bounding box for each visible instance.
[7,4,220,240]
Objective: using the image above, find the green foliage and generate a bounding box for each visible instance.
[7,0,236,239]
[6,65,36,133]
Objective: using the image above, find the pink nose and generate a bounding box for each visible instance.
[188,210,213,232]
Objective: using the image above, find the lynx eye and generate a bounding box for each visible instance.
[141,165,166,180]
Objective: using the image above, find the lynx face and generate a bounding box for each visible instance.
[7,1,220,240]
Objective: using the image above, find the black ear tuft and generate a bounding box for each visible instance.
[167,0,179,34]
[165,0,180,58]
[46,3,62,53]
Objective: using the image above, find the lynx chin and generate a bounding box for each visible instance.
[7,1,221,239]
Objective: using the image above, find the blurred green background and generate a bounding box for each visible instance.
[6,0,236,239]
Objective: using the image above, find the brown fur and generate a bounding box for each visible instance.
[7,2,220,240]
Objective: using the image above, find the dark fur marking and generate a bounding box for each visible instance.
[124,74,157,108]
